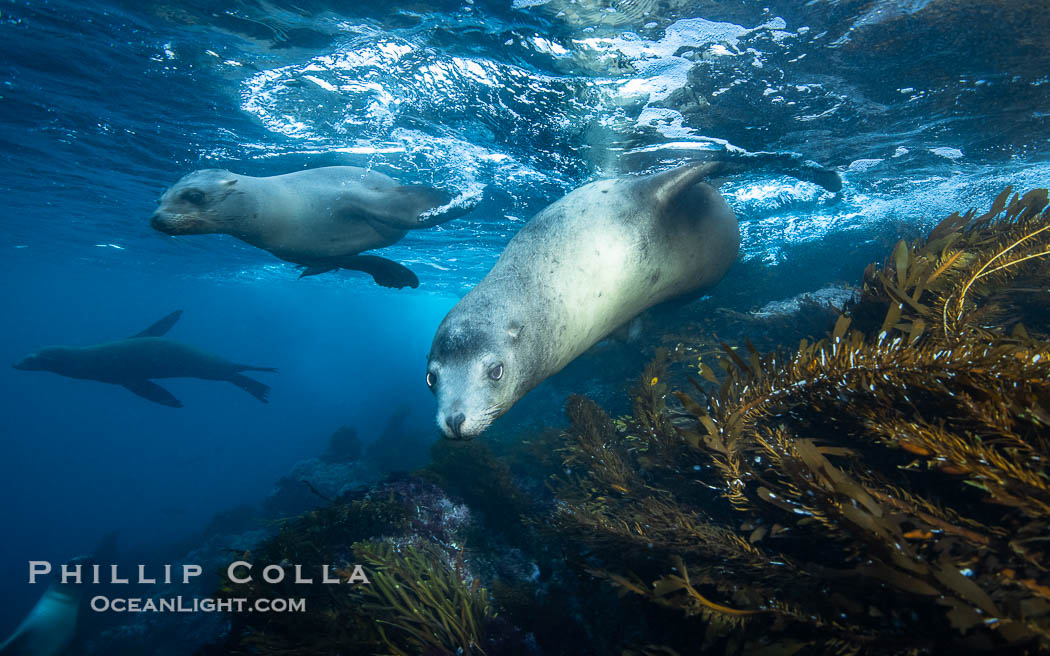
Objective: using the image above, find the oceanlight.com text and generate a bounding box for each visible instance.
[90,596,307,613]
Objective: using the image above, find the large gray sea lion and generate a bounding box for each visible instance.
[13,311,276,407]
[426,153,842,439]
[150,166,479,288]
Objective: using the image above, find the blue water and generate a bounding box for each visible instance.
[1,0,1048,645]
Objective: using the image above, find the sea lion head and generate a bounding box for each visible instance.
[426,316,527,440]
[151,169,249,235]
[13,346,71,373]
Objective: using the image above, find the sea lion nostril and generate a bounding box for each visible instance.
[446,413,466,438]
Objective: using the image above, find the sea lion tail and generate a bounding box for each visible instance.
[229,374,271,403]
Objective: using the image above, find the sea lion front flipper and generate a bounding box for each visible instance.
[123,380,183,408]
[340,255,419,289]
[130,310,183,338]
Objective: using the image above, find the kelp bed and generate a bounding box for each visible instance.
[205,188,1050,656]
[554,188,1050,654]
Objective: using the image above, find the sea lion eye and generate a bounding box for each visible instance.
[488,363,504,381]
[426,371,436,389]
[180,189,205,205]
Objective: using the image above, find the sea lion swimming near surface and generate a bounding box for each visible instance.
[13,311,275,407]
[150,166,479,289]
[426,153,842,439]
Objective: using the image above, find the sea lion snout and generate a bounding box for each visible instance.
[434,395,503,440]
[150,211,206,235]
[13,354,40,370]
[149,211,172,232]
[445,413,467,440]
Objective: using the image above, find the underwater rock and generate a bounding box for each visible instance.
[747,284,854,318]
[79,526,268,656]
[361,404,434,473]
[321,424,362,463]
[263,457,379,517]
[208,475,543,655]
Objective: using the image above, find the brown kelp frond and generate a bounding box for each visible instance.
[353,540,494,656]
[679,314,1050,513]
[552,189,1050,653]
[589,559,765,625]
[561,394,642,496]
[851,187,1050,341]
[862,416,1050,517]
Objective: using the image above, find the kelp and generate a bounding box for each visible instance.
[354,540,495,656]
[553,189,1050,654]
[211,479,501,656]
[851,186,1050,341]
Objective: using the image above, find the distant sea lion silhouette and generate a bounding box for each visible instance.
[426,153,842,439]
[150,166,480,288]
[13,311,276,407]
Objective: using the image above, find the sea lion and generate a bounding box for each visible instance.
[0,533,116,656]
[426,153,842,439]
[150,166,479,288]
[0,562,83,656]
[13,311,276,407]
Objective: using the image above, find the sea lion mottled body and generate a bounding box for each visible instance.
[151,166,478,288]
[13,311,275,407]
[426,155,841,439]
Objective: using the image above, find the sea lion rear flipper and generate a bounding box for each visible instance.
[229,374,270,403]
[130,310,183,338]
[123,380,183,408]
[340,255,420,289]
